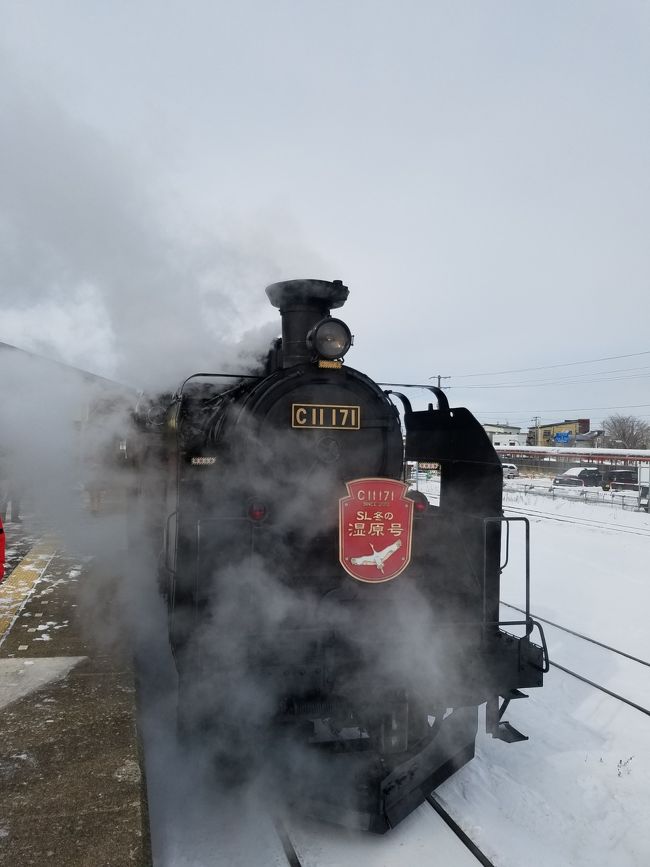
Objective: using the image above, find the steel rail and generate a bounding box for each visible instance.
[500,602,650,668]
[550,661,650,718]
[513,505,648,533]
[272,816,303,867]
[425,796,498,867]
[503,505,650,538]
[500,601,650,715]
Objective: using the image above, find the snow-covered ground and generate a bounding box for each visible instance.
[433,488,650,867]
[500,489,650,656]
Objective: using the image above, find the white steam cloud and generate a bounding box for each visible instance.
[0,61,454,859]
[0,60,344,862]
[0,62,328,392]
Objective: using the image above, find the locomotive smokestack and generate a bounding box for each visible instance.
[266,279,349,368]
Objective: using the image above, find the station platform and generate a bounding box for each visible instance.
[0,518,151,866]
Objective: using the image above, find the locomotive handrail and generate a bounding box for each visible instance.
[176,371,261,397]
[500,520,511,572]
[426,385,450,412]
[530,619,550,672]
[163,510,177,573]
[377,383,450,412]
[384,390,413,415]
[483,516,532,635]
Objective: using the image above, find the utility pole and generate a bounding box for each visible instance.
[430,375,451,389]
[531,416,541,446]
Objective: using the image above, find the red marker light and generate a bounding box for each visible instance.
[248,503,267,522]
[407,491,429,515]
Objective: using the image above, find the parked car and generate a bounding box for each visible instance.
[501,463,519,479]
[553,467,603,487]
[602,469,638,491]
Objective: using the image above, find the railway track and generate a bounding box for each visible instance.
[503,504,650,537]
[274,797,496,867]
[425,796,497,867]
[273,815,303,866]
[502,601,650,718]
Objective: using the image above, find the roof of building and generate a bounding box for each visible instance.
[0,341,135,393]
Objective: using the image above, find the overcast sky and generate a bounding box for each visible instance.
[1,1,648,428]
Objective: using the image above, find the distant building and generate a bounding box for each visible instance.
[492,432,528,447]
[482,423,526,447]
[529,418,590,447]
[575,430,604,445]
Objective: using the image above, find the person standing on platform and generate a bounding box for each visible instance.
[0,451,23,523]
[0,451,9,522]
[7,482,22,522]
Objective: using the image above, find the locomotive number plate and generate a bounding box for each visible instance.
[292,403,360,430]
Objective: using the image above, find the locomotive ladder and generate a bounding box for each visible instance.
[483,515,549,742]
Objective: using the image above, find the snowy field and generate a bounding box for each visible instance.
[434,487,650,867]
[142,487,650,866]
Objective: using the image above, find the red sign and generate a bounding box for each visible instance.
[339,478,414,583]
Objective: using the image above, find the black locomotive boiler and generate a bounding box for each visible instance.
[146,278,547,832]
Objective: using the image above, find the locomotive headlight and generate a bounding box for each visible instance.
[307,317,353,361]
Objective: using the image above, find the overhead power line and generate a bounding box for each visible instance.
[451,350,650,379]
[457,371,650,389]
[467,363,650,386]
[472,403,650,414]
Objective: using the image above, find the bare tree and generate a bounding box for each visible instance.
[603,414,650,449]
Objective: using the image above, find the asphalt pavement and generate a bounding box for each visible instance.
[0,517,151,866]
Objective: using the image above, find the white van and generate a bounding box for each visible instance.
[501,463,519,479]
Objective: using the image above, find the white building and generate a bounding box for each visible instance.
[482,423,526,447]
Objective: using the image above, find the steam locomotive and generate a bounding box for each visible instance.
[141,279,547,832]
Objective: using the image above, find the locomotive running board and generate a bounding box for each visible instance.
[486,691,529,743]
